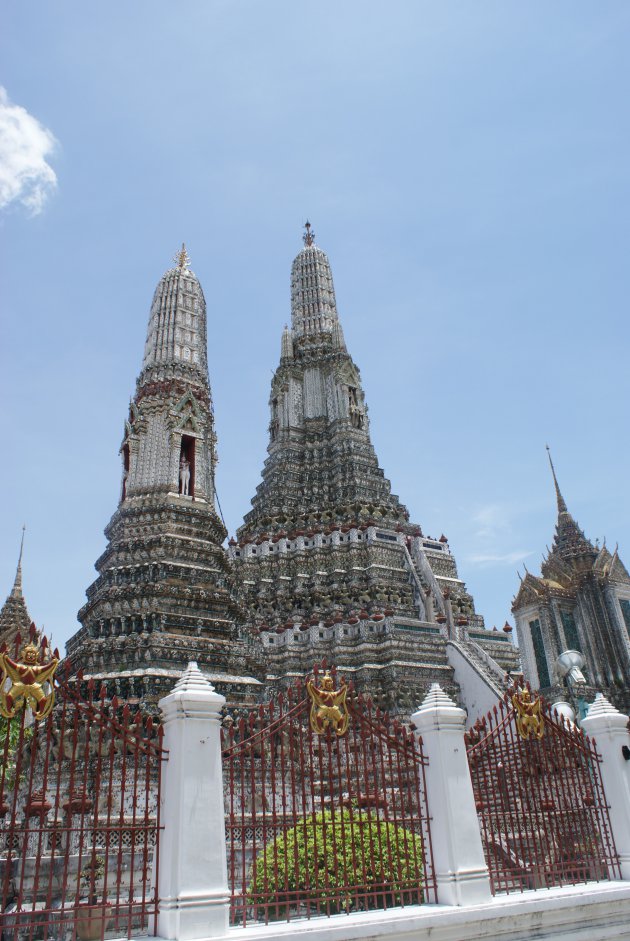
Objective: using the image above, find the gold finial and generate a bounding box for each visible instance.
[303,221,315,247]
[174,243,190,270]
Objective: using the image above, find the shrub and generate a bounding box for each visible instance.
[0,716,32,789]
[248,808,424,917]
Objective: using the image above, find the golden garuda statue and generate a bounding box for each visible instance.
[512,687,544,741]
[307,669,350,737]
[0,642,59,720]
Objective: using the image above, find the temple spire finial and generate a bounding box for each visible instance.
[174,243,190,270]
[546,445,568,515]
[303,221,315,247]
[11,526,25,599]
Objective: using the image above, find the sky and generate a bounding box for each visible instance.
[1,2,629,656]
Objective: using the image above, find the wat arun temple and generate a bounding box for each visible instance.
[3,228,630,714]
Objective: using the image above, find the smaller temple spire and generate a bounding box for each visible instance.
[303,221,315,247]
[546,445,568,515]
[543,446,596,564]
[11,526,25,599]
[280,324,294,362]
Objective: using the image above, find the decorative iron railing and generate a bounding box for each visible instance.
[0,629,165,941]
[222,663,436,926]
[466,681,620,895]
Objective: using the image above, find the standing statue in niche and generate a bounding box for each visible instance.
[179,455,191,496]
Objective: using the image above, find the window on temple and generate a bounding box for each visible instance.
[121,443,130,501]
[560,610,581,652]
[270,398,279,441]
[179,435,195,497]
[620,599,630,638]
[529,618,551,688]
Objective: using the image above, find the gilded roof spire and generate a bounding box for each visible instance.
[303,221,315,247]
[174,243,190,270]
[11,526,25,599]
[546,445,568,515]
[543,446,596,564]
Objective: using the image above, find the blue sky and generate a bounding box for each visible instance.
[1,2,629,655]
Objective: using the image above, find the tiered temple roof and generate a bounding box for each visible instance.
[512,450,630,712]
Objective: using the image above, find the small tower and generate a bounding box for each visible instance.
[512,449,630,712]
[0,529,32,652]
[67,248,263,704]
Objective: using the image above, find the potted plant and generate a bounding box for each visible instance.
[76,854,112,941]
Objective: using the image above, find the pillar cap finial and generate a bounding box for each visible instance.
[303,220,315,247]
[174,243,190,270]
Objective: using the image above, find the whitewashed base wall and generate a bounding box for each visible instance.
[154,669,630,941]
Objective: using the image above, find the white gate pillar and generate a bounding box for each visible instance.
[411,683,492,905]
[581,693,630,880]
[157,662,229,941]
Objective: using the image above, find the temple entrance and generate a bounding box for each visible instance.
[466,680,620,895]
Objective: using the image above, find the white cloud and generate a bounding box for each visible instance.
[472,503,511,539]
[467,550,534,567]
[0,87,58,215]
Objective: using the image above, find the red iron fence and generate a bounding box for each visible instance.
[222,663,436,926]
[0,630,165,941]
[466,681,620,895]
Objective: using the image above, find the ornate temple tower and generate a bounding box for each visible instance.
[512,450,630,712]
[0,530,32,652]
[67,248,263,704]
[230,226,518,711]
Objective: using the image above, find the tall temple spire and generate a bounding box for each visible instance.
[0,527,32,650]
[543,447,595,564]
[241,226,405,532]
[68,249,263,703]
[11,526,25,599]
[546,445,568,514]
[232,226,519,711]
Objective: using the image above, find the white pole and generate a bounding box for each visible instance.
[157,662,229,940]
[581,694,630,880]
[411,683,492,905]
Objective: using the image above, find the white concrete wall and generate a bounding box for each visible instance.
[217,882,630,941]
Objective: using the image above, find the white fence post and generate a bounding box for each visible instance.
[581,693,630,880]
[157,662,229,941]
[411,683,492,905]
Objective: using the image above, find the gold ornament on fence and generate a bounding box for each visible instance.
[512,687,544,741]
[0,643,59,720]
[307,670,349,737]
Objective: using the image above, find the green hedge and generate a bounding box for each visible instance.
[249,808,424,916]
